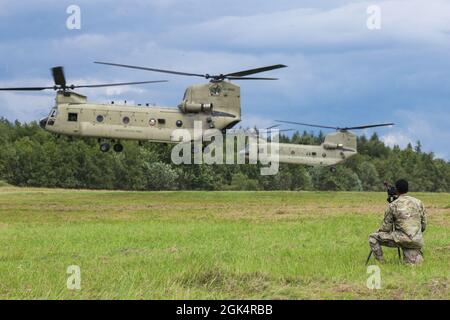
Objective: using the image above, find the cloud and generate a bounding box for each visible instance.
[159,0,450,51]
[381,108,450,159]
[0,92,53,122]
[381,132,412,148]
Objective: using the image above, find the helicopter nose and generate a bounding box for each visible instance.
[39,117,48,129]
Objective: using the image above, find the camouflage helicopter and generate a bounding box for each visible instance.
[0,63,286,152]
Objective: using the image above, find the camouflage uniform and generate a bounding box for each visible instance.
[369,194,427,264]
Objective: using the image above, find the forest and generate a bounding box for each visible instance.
[0,118,449,192]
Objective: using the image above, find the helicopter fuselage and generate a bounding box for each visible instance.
[41,81,242,144]
[245,131,358,168]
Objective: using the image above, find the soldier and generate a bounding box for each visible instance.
[368,179,427,264]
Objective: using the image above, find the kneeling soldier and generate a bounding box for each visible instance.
[369,179,427,264]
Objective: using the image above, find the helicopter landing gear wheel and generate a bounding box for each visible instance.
[113,143,124,153]
[330,166,337,173]
[100,143,110,153]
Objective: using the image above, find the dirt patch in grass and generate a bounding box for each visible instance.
[332,283,370,296]
[434,245,450,252]
[176,267,272,296]
[426,278,449,298]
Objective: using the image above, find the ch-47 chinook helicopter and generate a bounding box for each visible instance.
[250,120,394,171]
[0,63,394,171]
[0,63,286,152]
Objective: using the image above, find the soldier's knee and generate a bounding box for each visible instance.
[368,234,379,245]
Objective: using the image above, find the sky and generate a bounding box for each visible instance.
[0,0,449,159]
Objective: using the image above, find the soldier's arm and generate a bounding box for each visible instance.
[420,201,427,232]
[379,204,394,232]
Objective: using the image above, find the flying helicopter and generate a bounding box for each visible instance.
[244,120,394,171]
[0,63,286,152]
[0,63,394,171]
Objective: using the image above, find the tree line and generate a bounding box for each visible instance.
[0,118,449,192]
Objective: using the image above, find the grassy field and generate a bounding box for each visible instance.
[0,187,448,300]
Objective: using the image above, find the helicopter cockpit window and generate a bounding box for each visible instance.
[49,108,57,118]
[68,113,78,122]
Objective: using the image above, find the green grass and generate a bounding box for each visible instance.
[0,188,448,299]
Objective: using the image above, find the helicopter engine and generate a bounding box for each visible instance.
[178,101,213,113]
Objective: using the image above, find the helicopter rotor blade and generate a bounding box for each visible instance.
[1,66,66,91]
[0,64,168,92]
[263,128,294,135]
[278,128,295,133]
[226,76,279,80]
[0,86,55,91]
[225,64,287,77]
[340,123,395,130]
[256,125,294,136]
[73,80,168,89]
[275,120,338,130]
[0,80,167,91]
[52,66,66,87]
[94,62,205,78]
[95,61,286,81]
[276,120,395,131]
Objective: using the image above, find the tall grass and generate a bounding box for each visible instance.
[0,188,448,299]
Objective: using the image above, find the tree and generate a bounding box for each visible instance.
[228,172,260,191]
[310,166,362,191]
[0,118,449,192]
[145,162,179,190]
[414,141,422,153]
[356,161,381,191]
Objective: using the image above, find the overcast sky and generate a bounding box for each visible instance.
[0,0,449,159]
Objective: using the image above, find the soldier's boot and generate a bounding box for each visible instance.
[402,248,423,265]
[368,235,385,263]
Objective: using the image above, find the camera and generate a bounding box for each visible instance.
[384,181,398,203]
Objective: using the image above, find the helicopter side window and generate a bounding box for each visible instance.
[68,113,78,122]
